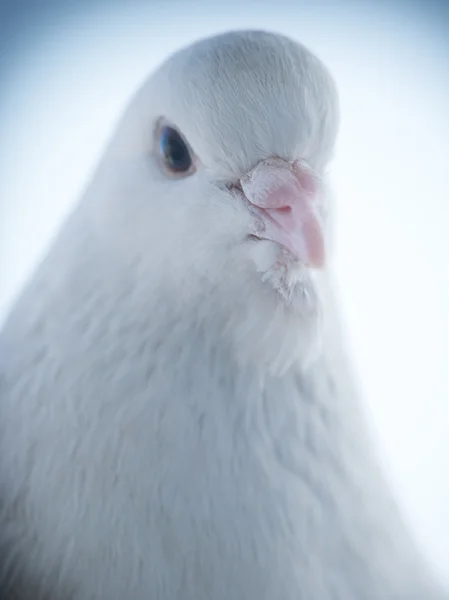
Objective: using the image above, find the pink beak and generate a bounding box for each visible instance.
[239,157,325,268]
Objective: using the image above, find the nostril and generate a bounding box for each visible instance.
[273,206,292,214]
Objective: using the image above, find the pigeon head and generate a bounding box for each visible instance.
[84,30,340,371]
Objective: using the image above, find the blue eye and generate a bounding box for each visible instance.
[159,125,193,174]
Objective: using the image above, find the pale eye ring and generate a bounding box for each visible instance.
[155,119,196,177]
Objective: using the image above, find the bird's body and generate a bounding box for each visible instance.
[0,30,446,599]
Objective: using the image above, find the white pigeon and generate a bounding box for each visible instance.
[0,30,447,600]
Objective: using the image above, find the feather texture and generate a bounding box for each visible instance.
[0,30,447,599]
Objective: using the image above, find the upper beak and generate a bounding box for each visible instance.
[237,157,325,269]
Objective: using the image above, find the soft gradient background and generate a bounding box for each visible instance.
[1,0,448,588]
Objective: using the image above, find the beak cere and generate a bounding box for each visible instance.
[239,157,325,268]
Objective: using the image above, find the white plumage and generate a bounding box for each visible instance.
[0,30,446,599]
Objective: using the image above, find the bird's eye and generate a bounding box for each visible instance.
[157,124,195,176]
